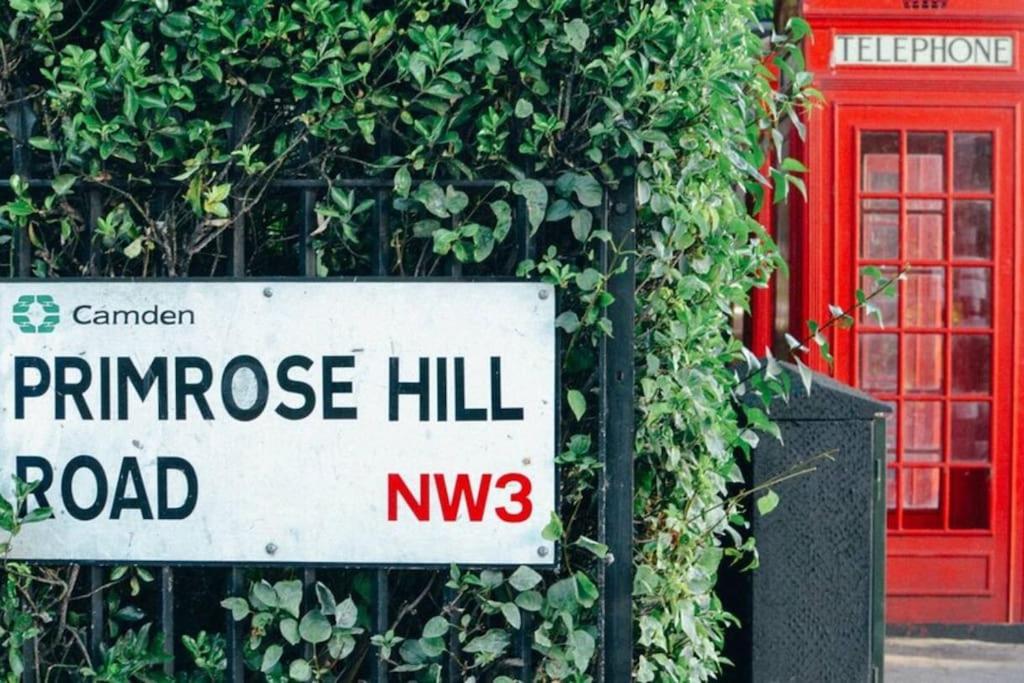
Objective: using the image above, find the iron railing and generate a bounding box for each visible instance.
[2,96,635,681]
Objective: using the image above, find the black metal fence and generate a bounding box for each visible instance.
[2,96,636,681]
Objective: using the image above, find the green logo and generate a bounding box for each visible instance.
[12,295,60,333]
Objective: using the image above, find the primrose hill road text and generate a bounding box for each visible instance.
[12,354,534,526]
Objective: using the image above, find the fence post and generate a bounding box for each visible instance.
[601,174,636,681]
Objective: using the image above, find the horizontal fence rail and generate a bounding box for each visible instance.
[1,96,635,682]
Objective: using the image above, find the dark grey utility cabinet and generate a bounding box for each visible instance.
[721,363,889,683]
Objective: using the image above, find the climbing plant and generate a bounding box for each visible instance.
[0,0,818,680]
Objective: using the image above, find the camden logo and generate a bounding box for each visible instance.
[12,294,60,334]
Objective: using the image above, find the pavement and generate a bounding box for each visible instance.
[886,637,1024,682]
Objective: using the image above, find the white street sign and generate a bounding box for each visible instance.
[0,281,556,565]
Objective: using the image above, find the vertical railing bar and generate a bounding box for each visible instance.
[595,188,611,681]
[601,174,636,683]
[161,567,175,675]
[443,585,461,683]
[86,190,103,276]
[511,175,536,682]
[370,569,388,683]
[299,188,318,277]
[10,91,33,277]
[303,567,317,662]
[10,90,37,682]
[89,566,104,665]
[368,135,391,683]
[224,104,250,682]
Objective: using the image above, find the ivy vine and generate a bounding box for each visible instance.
[0,0,817,680]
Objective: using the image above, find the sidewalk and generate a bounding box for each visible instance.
[886,637,1024,682]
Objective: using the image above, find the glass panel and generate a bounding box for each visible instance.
[886,468,897,510]
[904,268,944,328]
[907,132,946,193]
[859,334,898,393]
[953,200,992,259]
[859,268,898,327]
[862,132,900,192]
[953,133,993,192]
[903,401,942,462]
[951,402,991,462]
[861,199,899,259]
[902,467,941,510]
[951,335,991,394]
[906,199,944,260]
[884,402,897,452]
[904,334,943,394]
[949,468,990,529]
[952,267,991,328]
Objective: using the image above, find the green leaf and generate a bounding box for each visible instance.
[280,618,300,645]
[335,597,358,629]
[515,590,543,612]
[512,179,548,233]
[541,511,564,541]
[261,644,282,673]
[316,582,336,617]
[51,174,77,196]
[220,597,250,621]
[514,98,534,118]
[463,629,510,655]
[757,489,780,516]
[573,536,608,559]
[394,165,412,198]
[571,209,593,242]
[422,616,449,639]
[274,579,303,619]
[289,658,312,681]
[567,389,586,421]
[564,18,590,52]
[500,602,521,629]
[569,629,596,672]
[299,610,332,644]
[509,565,543,591]
[413,181,449,218]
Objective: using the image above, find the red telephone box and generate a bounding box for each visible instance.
[757,0,1024,624]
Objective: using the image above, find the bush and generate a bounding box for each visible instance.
[1,0,811,679]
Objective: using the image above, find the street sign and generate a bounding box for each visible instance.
[0,281,556,565]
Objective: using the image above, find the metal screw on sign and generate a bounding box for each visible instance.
[265,543,278,555]
[537,546,549,558]
[263,287,273,298]
[538,289,549,300]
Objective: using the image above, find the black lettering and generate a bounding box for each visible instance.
[158,457,198,520]
[73,305,92,324]
[455,357,487,421]
[62,455,107,521]
[436,357,448,421]
[389,357,429,421]
[100,357,111,420]
[490,357,524,420]
[275,355,315,420]
[221,355,269,422]
[118,356,168,420]
[175,357,214,420]
[55,356,93,420]
[15,356,50,419]
[109,457,153,520]
[323,356,356,419]
[16,456,53,512]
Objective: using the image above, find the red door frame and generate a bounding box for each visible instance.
[836,105,1014,622]
[755,0,1024,623]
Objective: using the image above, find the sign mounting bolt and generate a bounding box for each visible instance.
[265,542,278,555]
[538,289,549,300]
[263,287,273,298]
[537,546,549,557]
